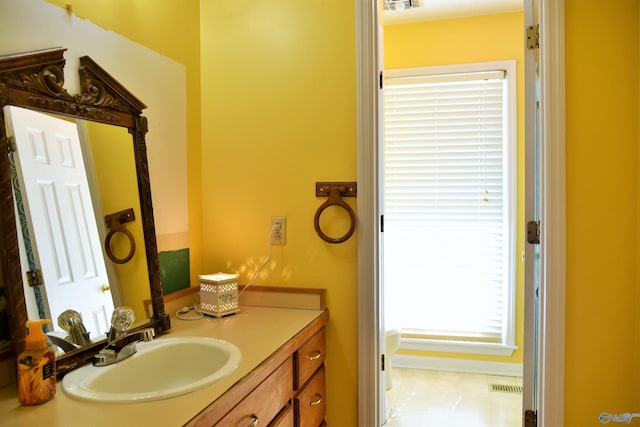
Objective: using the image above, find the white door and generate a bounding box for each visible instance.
[523,0,541,423]
[6,106,113,340]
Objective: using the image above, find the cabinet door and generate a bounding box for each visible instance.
[216,358,293,427]
[296,328,326,389]
[296,366,326,427]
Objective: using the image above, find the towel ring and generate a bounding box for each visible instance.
[314,183,357,244]
[104,208,136,264]
[105,227,136,264]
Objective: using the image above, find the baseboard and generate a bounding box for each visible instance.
[391,353,523,377]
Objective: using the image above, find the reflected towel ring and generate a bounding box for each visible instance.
[104,208,136,264]
[105,226,136,264]
[314,182,357,244]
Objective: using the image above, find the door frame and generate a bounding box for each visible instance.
[355,1,566,426]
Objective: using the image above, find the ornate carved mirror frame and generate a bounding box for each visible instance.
[0,48,170,375]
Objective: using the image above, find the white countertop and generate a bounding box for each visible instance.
[0,305,324,427]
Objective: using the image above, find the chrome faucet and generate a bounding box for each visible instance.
[93,328,155,366]
[93,306,154,367]
[47,333,80,353]
[57,309,91,348]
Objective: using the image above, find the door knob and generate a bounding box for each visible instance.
[101,284,110,293]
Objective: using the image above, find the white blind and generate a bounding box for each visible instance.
[383,69,512,343]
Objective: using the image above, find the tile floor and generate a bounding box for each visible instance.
[383,368,523,427]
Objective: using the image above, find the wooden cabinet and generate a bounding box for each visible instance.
[271,405,294,427]
[187,310,328,427]
[296,366,326,427]
[215,359,293,427]
[295,328,326,427]
[296,328,325,388]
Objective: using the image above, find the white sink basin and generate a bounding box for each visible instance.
[62,336,241,403]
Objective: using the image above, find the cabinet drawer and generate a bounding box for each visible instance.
[216,358,293,427]
[295,366,326,427]
[296,328,325,388]
[270,405,294,427]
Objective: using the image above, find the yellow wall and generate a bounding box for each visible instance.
[199,2,357,424]
[384,12,525,365]
[565,1,639,424]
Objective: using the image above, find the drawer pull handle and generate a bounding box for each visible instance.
[309,393,323,406]
[247,415,259,427]
[307,350,322,361]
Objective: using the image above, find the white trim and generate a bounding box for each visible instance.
[393,354,524,377]
[538,0,566,425]
[356,0,381,426]
[401,338,517,357]
[385,61,513,79]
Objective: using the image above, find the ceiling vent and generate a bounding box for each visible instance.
[383,0,422,11]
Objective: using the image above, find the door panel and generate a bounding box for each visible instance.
[6,106,113,339]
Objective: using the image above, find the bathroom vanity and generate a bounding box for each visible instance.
[0,49,329,426]
[0,302,328,426]
[187,308,327,427]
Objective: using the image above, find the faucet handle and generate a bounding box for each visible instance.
[57,309,91,347]
[111,306,135,334]
[57,309,83,331]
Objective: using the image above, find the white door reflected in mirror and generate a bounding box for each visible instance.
[6,105,114,341]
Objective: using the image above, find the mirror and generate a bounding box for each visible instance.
[8,111,150,341]
[0,48,170,375]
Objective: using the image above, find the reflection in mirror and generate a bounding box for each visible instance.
[81,120,151,321]
[0,48,170,375]
[4,106,151,354]
[6,105,114,349]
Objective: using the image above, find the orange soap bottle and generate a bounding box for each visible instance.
[17,319,56,405]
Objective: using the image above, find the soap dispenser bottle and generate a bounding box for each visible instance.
[17,319,56,405]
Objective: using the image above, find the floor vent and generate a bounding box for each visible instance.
[489,384,523,394]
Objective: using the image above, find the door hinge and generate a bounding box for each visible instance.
[380,214,384,232]
[26,269,44,287]
[527,220,540,245]
[525,409,537,427]
[381,353,385,371]
[6,136,16,153]
[527,24,540,50]
[379,70,384,90]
